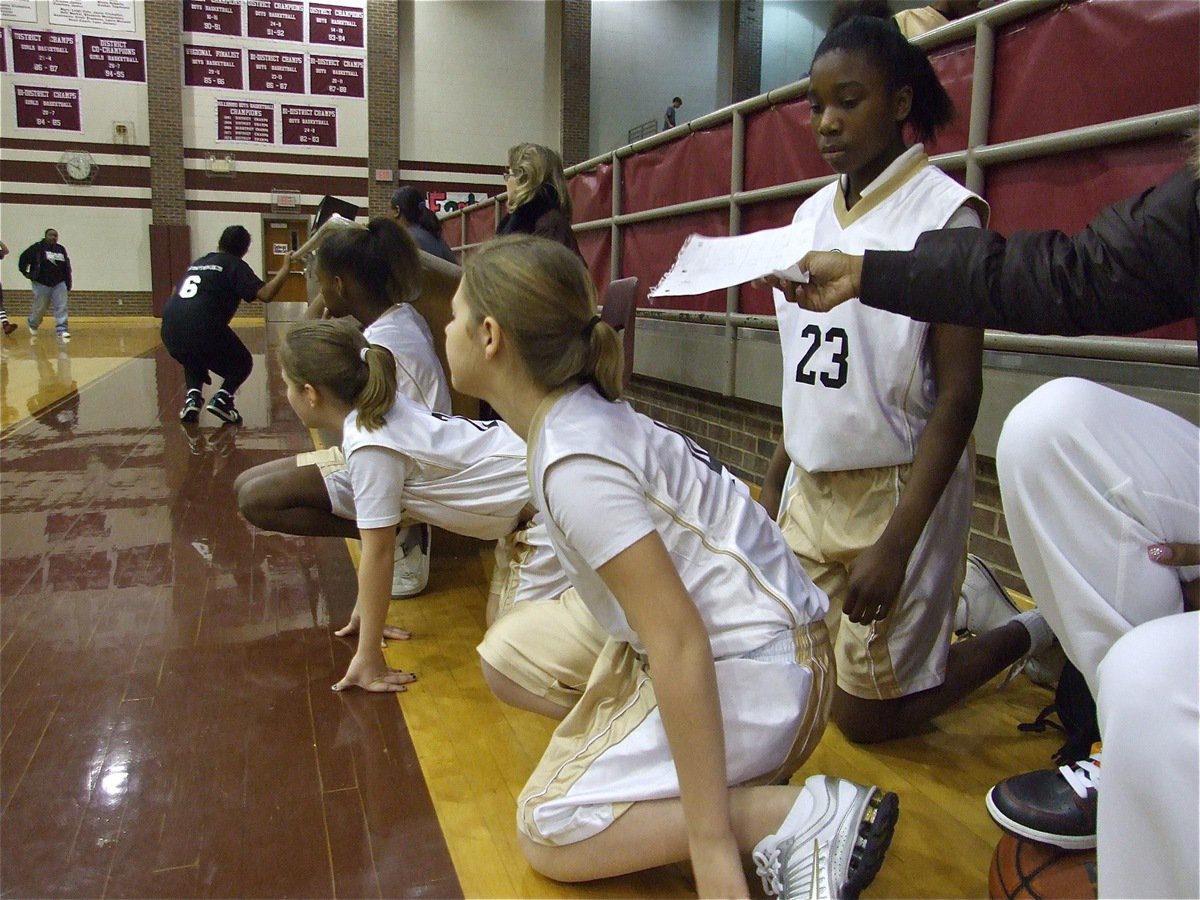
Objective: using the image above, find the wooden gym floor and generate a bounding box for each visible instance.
[0,318,1062,898]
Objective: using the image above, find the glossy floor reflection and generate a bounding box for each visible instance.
[2,319,1067,899]
[0,321,459,898]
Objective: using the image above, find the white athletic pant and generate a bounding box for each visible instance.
[1096,613,1199,898]
[998,378,1199,898]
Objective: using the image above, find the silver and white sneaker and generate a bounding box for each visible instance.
[752,775,899,900]
[391,524,430,598]
[955,554,1021,635]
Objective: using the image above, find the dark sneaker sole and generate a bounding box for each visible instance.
[206,405,242,425]
[842,789,899,900]
[985,788,1097,850]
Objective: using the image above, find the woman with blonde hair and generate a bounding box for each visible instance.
[451,234,898,900]
[496,143,581,257]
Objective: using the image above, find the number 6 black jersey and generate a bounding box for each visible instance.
[165,251,265,324]
[776,146,988,472]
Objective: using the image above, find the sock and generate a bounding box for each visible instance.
[1013,609,1054,657]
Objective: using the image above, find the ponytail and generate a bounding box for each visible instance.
[582,318,624,401]
[280,319,398,431]
[355,343,396,430]
[315,216,422,309]
[462,235,624,400]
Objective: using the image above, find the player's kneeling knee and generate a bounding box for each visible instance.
[516,833,590,883]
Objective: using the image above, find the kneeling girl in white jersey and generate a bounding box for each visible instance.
[236,217,450,601]
[759,16,1051,744]
[277,318,569,692]
[449,234,899,900]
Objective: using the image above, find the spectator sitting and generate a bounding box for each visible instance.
[391,186,458,265]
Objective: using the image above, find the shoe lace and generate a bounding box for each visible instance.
[753,846,784,896]
[753,838,826,899]
[1058,754,1100,799]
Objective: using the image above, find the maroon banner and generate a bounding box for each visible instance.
[308,4,364,47]
[247,0,304,41]
[309,54,363,97]
[1,29,7,73]
[14,85,81,131]
[217,99,274,144]
[184,44,243,90]
[11,29,78,78]
[183,0,242,36]
[281,104,337,147]
[82,35,146,82]
[248,50,303,93]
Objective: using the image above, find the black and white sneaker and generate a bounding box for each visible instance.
[753,775,899,899]
[180,389,204,423]
[205,389,242,425]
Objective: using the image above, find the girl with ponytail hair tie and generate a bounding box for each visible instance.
[452,235,897,900]
[281,316,571,693]
[237,216,449,602]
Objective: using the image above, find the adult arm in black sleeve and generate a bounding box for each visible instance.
[859,168,1198,336]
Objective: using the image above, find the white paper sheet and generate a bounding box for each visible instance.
[648,219,816,298]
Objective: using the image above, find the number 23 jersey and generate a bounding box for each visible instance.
[777,149,986,472]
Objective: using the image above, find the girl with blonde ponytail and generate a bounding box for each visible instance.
[453,235,896,899]
[278,317,572,693]
[237,215,449,601]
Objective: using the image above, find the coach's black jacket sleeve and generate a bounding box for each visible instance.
[859,167,1198,337]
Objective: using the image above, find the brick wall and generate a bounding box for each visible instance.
[560,0,592,166]
[367,0,400,218]
[731,0,763,103]
[625,374,1030,595]
[145,0,186,225]
[3,290,155,318]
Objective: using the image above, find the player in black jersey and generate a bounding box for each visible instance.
[161,225,291,425]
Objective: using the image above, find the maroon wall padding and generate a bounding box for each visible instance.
[921,41,974,155]
[465,206,496,245]
[626,209,729,312]
[577,228,612,298]
[991,0,1200,144]
[565,0,1197,340]
[622,125,733,214]
[987,136,1196,341]
[570,161,613,224]
[744,98,826,191]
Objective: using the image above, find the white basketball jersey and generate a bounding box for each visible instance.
[363,304,451,414]
[777,148,987,472]
[343,394,529,540]
[528,385,827,659]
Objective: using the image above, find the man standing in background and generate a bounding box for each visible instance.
[663,96,682,130]
[19,228,72,343]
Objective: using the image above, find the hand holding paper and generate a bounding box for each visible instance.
[648,219,816,299]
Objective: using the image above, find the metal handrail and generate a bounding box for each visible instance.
[441,0,1198,376]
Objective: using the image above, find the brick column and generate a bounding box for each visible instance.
[145,0,186,225]
[560,0,591,166]
[368,0,400,217]
[732,0,763,103]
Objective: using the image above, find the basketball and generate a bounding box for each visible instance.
[989,833,1098,900]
